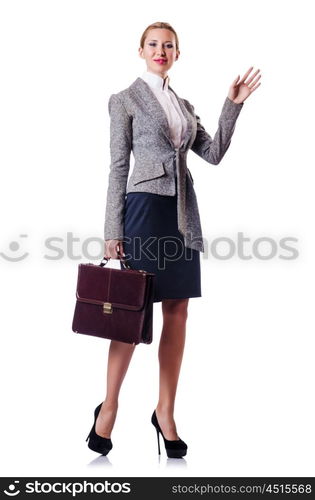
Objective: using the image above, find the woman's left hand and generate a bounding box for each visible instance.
[228,66,261,104]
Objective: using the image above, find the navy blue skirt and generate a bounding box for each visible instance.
[120,190,201,302]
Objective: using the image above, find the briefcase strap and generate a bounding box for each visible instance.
[100,249,132,270]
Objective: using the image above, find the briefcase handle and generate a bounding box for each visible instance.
[99,248,132,270]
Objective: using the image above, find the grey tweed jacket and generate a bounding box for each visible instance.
[104,76,244,252]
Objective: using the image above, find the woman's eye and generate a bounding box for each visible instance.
[148,43,173,48]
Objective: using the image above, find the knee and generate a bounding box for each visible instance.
[162,298,189,321]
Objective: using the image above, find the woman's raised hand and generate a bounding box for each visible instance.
[104,239,125,259]
[228,66,261,104]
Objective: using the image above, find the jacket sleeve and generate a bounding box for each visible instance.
[104,93,132,241]
[189,97,244,165]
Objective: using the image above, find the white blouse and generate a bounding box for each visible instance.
[140,70,187,149]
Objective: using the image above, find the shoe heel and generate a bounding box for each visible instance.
[151,409,188,459]
[156,428,161,455]
[86,430,91,442]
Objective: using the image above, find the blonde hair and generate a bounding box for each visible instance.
[140,22,179,51]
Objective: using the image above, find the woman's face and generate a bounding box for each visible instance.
[139,28,179,77]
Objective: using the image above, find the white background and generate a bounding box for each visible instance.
[0,0,314,477]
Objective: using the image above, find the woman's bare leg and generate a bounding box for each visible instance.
[95,340,136,438]
[156,298,189,440]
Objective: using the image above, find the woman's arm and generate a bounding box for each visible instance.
[104,93,132,242]
[189,66,261,165]
[189,97,244,165]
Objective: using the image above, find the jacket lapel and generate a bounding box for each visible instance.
[131,77,194,150]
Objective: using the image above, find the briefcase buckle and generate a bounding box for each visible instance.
[103,302,112,314]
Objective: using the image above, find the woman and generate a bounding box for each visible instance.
[86,21,261,458]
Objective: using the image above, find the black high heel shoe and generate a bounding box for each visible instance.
[86,402,113,455]
[151,410,187,458]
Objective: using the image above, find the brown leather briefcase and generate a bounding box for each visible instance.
[72,256,155,345]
